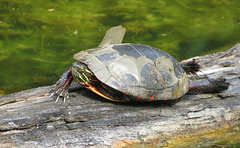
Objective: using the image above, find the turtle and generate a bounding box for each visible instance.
[49,25,229,102]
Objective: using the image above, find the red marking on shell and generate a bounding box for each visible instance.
[164,98,168,100]
[149,96,154,102]
[136,95,142,101]
[124,92,129,95]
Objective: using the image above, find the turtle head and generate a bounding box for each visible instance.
[72,62,93,84]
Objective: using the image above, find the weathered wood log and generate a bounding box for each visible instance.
[0,44,240,147]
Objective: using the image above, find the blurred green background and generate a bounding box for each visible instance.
[0,0,240,95]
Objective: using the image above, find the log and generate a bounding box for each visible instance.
[0,44,240,148]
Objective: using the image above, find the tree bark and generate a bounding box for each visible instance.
[0,44,240,148]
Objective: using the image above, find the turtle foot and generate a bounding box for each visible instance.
[207,78,230,92]
[49,83,70,102]
[48,68,73,102]
[189,77,230,93]
[181,59,201,75]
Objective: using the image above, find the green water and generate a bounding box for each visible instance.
[0,0,240,95]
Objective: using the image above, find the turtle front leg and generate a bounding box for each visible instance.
[49,68,73,102]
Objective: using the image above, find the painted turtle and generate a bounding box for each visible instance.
[49,25,229,102]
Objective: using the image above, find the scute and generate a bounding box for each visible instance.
[75,43,189,101]
[108,54,140,86]
[139,63,164,89]
[111,44,143,59]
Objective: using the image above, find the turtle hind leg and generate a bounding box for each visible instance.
[189,78,230,93]
[181,59,201,75]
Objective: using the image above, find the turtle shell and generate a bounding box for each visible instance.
[73,43,189,101]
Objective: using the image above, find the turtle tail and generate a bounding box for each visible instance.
[181,59,201,75]
[189,78,230,93]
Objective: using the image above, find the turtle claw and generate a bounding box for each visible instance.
[55,95,60,103]
[48,91,55,99]
[48,83,70,102]
[49,86,70,103]
[63,91,69,102]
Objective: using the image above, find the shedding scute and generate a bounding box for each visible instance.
[73,51,87,60]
